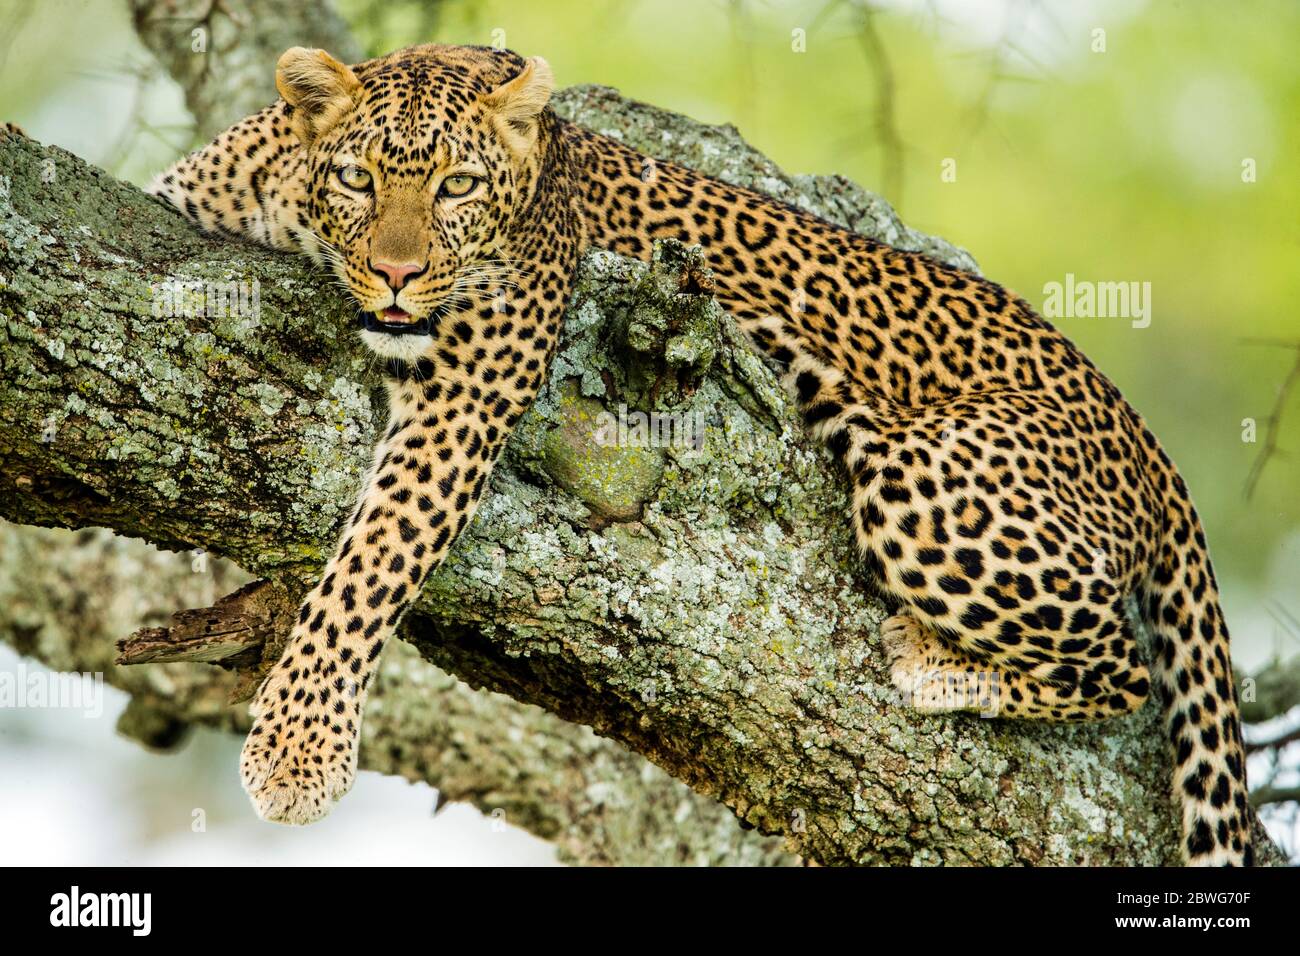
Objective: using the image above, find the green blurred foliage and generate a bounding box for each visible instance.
[2,0,1296,666]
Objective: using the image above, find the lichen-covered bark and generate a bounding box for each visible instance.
[0,93,1283,865]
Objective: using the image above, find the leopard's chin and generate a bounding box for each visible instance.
[353,308,434,361]
[358,325,434,362]
[355,307,434,336]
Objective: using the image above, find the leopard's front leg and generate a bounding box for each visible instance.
[241,362,527,824]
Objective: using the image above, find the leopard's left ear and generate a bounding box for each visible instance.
[486,56,554,155]
[276,47,362,147]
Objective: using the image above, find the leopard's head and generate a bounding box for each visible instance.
[276,43,554,360]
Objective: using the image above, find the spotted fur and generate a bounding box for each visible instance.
[150,43,1250,865]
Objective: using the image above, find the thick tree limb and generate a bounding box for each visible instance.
[0,89,1285,864]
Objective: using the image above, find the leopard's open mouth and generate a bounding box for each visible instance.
[355,307,434,336]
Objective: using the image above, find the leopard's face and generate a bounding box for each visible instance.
[277,44,554,360]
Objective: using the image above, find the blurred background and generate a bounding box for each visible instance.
[1,0,1297,863]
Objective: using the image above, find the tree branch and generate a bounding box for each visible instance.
[1252,786,1300,808]
[127,0,363,143]
[1242,339,1300,500]
[1243,653,1300,725]
[0,87,1285,864]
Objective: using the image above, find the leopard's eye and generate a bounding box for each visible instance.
[439,174,479,199]
[337,165,372,191]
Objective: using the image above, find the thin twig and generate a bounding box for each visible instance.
[727,0,759,133]
[1246,722,1300,755]
[1243,339,1300,499]
[850,0,905,207]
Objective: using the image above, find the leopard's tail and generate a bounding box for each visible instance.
[1139,484,1252,866]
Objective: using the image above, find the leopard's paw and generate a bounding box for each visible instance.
[881,612,957,712]
[881,612,934,696]
[880,612,1000,715]
[240,674,360,825]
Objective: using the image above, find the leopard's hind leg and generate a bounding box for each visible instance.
[812,388,1159,723]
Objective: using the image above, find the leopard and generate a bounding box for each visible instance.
[148,42,1251,865]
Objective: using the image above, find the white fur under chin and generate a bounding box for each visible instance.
[360,330,434,362]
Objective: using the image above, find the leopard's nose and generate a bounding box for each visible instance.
[369,259,427,292]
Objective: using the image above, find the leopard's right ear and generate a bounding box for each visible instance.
[276,47,361,147]
[486,56,554,156]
